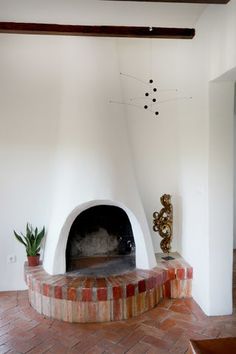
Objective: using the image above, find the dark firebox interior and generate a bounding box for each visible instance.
[66,205,136,275]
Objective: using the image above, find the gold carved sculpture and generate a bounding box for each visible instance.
[153,194,173,256]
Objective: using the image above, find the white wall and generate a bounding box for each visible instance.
[0,35,62,290]
[0,0,206,28]
[234,84,236,249]
[118,39,181,253]
[117,0,236,315]
[208,82,234,315]
[117,36,210,313]
[203,0,236,82]
[195,0,236,315]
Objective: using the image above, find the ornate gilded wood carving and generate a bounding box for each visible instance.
[153,194,173,254]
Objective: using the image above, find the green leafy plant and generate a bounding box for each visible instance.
[14,223,45,256]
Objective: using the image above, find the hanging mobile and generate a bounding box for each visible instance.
[109,72,192,117]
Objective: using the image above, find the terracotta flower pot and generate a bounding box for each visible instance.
[27,255,40,266]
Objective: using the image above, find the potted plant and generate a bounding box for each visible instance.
[14,223,45,266]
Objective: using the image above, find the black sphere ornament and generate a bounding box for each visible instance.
[155,111,159,116]
[144,105,148,109]
[152,98,156,102]
[145,92,149,97]
[149,79,153,84]
[153,88,157,92]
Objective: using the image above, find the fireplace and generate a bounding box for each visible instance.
[23,40,193,323]
[66,205,135,275]
[43,200,157,275]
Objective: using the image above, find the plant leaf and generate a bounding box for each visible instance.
[14,224,45,256]
[14,231,27,247]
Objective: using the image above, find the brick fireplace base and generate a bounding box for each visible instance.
[24,253,193,323]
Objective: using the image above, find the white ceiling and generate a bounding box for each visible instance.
[0,0,208,28]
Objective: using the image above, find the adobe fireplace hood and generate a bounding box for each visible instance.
[42,38,156,275]
[44,198,156,275]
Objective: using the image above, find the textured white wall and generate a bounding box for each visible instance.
[42,37,156,274]
[0,35,62,290]
[116,0,236,316]
[208,82,234,315]
[234,85,236,250]
[0,0,206,27]
[117,37,210,314]
[118,39,181,254]
[195,0,236,316]
[203,0,236,82]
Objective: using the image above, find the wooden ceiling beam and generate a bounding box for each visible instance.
[106,0,230,3]
[0,22,195,39]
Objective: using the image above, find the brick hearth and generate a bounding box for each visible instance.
[24,253,192,323]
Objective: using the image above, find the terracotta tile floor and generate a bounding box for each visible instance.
[0,253,236,354]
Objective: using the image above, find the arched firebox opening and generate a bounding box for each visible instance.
[66,205,136,275]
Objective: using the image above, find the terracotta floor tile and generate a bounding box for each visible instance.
[94,339,126,354]
[173,318,205,334]
[126,342,151,353]
[0,323,14,336]
[146,347,167,354]
[0,334,12,347]
[0,343,13,354]
[0,252,236,353]
[169,303,192,315]
[138,323,165,338]
[30,338,60,353]
[162,326,185,344]
[27,347,53,354]
[141,334,171,351]
[141,319,160,328]
[202,325,221,338]
[159,318,176,331]
[7,337,40,354]
[218,327,236,337]
[169,311,200,323]
[93,329,126,343]
[84,344,106,354]
[118,329,146,350]
[184,298,208,321]
[167,333,190,354]
[44,343,73,354]
[7,326,36,340]
[146,307,170,322]
[13,318,38,330]
[0,317,13,327]
[51,333,80,348]
[70,336,102,352]
[181,329,210,342]
[156,298,173,309]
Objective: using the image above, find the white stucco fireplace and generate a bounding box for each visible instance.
[41,38,156,276]
[43,199,156,275]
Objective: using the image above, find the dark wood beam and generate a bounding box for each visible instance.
[0,22,195,39]
[105,0,230,3]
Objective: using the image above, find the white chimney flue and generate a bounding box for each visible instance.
[43,37,156,275]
